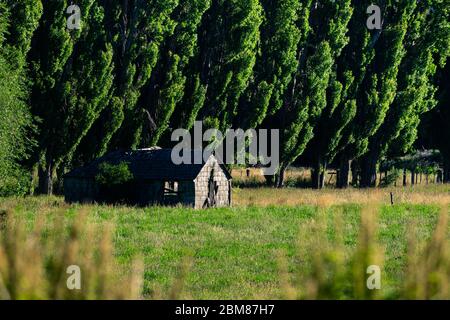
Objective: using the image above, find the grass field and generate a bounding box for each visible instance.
[0,186,449,299]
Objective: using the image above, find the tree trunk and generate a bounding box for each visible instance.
[275,166,287,188]
[311,158,324,189]
[411,169,415,186]
[360,155,377,188]
[38,162,54,195]
[320,160,327,189]
[403,168,407,187]
[443,160,450,183]
[311,168,319,189]
[30,164,39,196]
[351,160,359,187]
[337,157,351,188]
[437,170,443,184]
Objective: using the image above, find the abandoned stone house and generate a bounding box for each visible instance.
[63,148,232,208]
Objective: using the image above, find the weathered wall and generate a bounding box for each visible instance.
[178,181,196,207]
[64,177,98,203]
[135,181,164,205]
[64,156,230,208]
[136,180,195,207]
[64,178,197,207]
[194,156,231,209]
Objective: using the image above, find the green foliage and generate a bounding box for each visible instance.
[0,50,32,195]
[95,162,133,186]
[359,0,450,186]
[1,0,43,68]
[268,0,352,186]
[0,2,36,196]
[379,170,401,188]
[194,0,263,131]
[237,0,301,129]
[25,0,115,194]
[0,0,449,192]
[305,0,360,185]
[351,1,414,159]
[105,0,180,150]
[142,0,212,146]
[387,0,450,155]
[423,60,450,182]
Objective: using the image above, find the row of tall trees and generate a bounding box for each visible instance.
[0,0,449,194]
[0,1,41,195]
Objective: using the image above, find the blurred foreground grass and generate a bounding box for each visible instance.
[0,194,448,299]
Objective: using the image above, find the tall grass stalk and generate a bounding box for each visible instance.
[280,205,449,300]
[0,209,143,299]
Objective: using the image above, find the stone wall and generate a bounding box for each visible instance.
[64,156,231,209]
[194,156,231,209]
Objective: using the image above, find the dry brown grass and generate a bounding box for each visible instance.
[233,167,311,181]
[233,185,450,207]
[232,167,440,188]
[403,207,450,299]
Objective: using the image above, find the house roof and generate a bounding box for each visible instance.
[65,148,232,181]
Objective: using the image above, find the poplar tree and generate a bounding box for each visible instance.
[139,0,211,146]
[0,1,41,195]
[193,0,263,131]
[356,0,419,187]
[108,0,179,150]
[361,0,450,186]
[28,0,115,194]
[77,0,179,159]
[325,0,379,188]
[2,0,449,193]
[302,0,354,189]
[2,0,43,68]
[269,0,352,187]
[236,0,301,129]
[423,61,450,181]
[335,0,415,188]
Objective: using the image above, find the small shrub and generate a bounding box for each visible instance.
[0,166,31,197]
[284,176,310,188]
[95,162,133,186]
[379,169,401,187]
[233,176,265,188]
[95,162,135,204]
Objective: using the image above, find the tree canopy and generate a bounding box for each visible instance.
[0,0,449,194]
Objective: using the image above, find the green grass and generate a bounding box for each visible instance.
[1,196,444,299]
